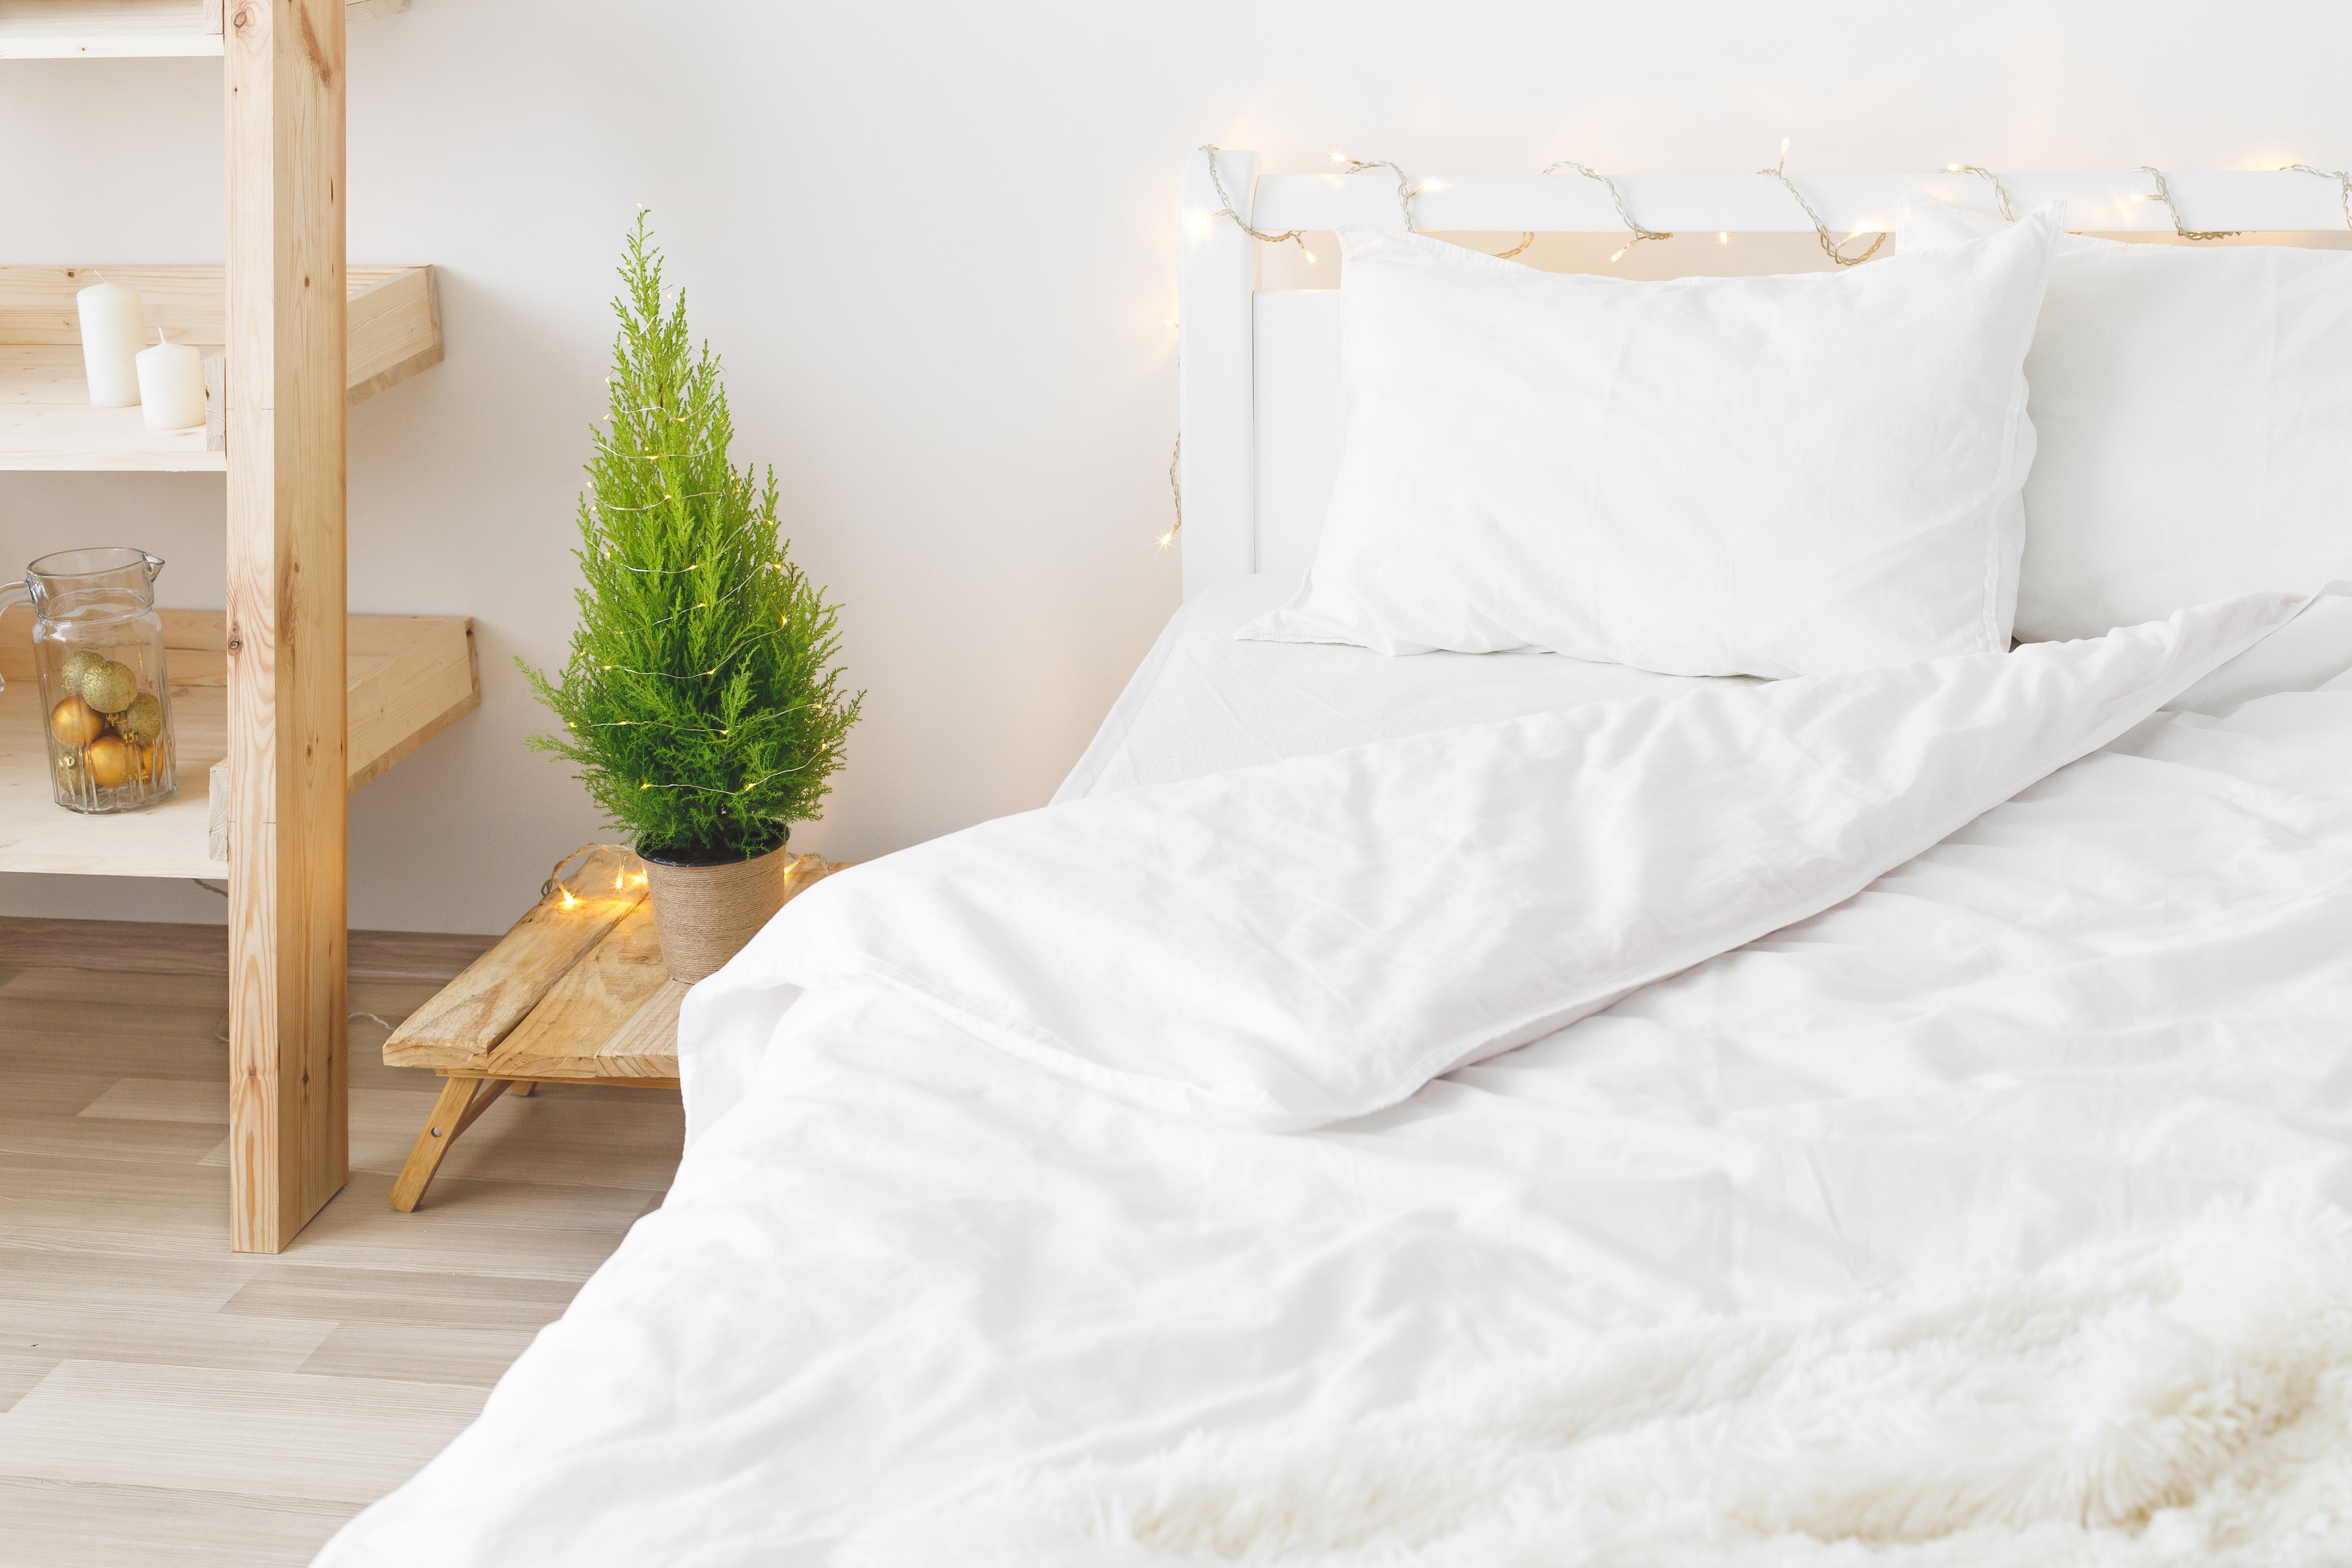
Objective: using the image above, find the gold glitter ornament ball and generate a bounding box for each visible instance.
[60,649,107,696]
[114,691,164,745]
[80,660,138,715]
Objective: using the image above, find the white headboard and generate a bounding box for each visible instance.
[1175,149,2352,599]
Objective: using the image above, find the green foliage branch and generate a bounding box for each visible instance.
[523,214,860,862]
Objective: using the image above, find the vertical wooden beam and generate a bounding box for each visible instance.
[225,0,348,1253]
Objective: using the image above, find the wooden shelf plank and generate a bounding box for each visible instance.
[0,608,476,877]
[0,0,403,59]
[0,0,221,57]
[0,265,439,472]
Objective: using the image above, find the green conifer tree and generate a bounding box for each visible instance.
[523,214,859,862]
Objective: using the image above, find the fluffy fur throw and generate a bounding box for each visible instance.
[839,1210,2352,1567]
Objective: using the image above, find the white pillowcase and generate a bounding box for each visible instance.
[1240,214,2062,679]
[1900,195,2352,642]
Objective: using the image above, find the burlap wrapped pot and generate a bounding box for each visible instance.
[637,842,793,982]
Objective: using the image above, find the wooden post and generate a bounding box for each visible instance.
[225,0,349,1253]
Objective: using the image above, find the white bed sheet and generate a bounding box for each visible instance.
[315,599,2352,1567]
[1054,575,1724,801]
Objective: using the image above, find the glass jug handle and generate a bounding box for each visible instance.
[0,577,26,695]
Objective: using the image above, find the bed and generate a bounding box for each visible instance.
[315,156,2352,1566]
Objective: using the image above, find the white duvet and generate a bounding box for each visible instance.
[317,591,2352,1567]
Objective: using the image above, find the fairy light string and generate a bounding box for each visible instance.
[1162,434,1183,546]
[2135,166,2242,241]
[1333,153,1422,226]
[2282,163,2352,230]
[541,843,649,907]
[1201,144,1315,261]
[1543,159,1672,262]
[1759,139,1884,265]
[1946,164,2018,221]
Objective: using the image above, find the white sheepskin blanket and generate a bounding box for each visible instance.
[838,1210,2352,1567]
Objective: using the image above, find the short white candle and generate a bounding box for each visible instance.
[135,331,207,431]
[76,279,145,409]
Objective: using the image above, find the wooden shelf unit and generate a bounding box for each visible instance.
[0,264,440,471]
[0,609,476,876]
[0,0,404,58]
[3,0,442,1251]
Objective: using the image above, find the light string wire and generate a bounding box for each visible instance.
[1542,159,1672,261]
[1201,144,1315,261]
[1945,164,2017,221]
[1163,433,1183,545]
[542,842,634,901]
[2136,166,2242,241]
[2282,163,2352,230]
[1335,153,1418,224]
[1759,139,1884,266]
[1332,152,1534,255]
[637,758,815,797]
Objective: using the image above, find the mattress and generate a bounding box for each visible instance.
[1054,575,1729,800]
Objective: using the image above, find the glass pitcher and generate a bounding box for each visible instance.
[0,547,179,813]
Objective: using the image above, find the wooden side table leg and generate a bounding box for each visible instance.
[390,1076,513,1213]
[510,1081,536,1098]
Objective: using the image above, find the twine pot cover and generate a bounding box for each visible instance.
[638,842,793,982]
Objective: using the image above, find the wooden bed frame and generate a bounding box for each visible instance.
[1175,151,2351,601]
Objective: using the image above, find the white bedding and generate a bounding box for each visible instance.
[1055,574,1714,801]
[317,592,2352,1567]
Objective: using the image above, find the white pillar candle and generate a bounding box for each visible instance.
[75,280,145,408]
[135,331,207,431]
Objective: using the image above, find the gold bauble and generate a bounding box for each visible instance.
[86,734,131,789]
[114,690,164,745]
[80,659,138,715]
[60,649,107,696]
[49,694,104,748]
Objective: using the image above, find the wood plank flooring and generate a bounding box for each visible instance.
[0,923,685,1565]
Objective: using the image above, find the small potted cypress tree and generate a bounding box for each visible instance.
[524,214,859,981]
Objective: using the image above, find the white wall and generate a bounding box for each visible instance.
[4,0,2347,933]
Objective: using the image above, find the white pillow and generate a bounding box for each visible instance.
[1900,195,2352,642]
[1240,213,2062,680]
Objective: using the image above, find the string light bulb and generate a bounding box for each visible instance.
[1718,231,1730,244]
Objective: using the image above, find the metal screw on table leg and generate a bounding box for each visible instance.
[394,1077,493,1214]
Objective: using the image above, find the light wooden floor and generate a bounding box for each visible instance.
[0,919,687,1565]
